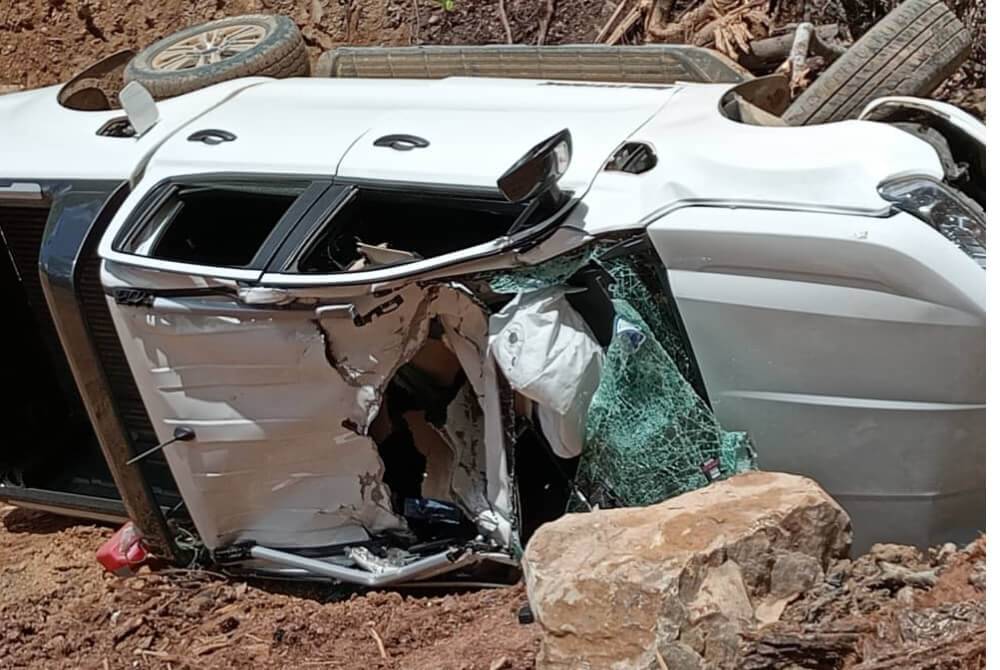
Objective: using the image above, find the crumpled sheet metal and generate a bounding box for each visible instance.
[108,298,404,550]
[109,279,510,551]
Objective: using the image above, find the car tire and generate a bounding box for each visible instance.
[123,14,310,100]
[782,0,970,125]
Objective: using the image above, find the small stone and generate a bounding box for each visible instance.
[869,543,922,565]
[700,615,741,668]
[896,585,916,606]
[679,624,705,655]
[657,642,703,670]
[935,542,958,564]
[770,552,822,598]
[968,564,985,590]
[755,593,797,625]
[489,657,511,670]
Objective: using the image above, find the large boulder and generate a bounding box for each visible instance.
[523,471,851,669]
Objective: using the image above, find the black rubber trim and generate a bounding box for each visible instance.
[112,173,333,272]
[268,185,358,273]
[0,486,129,521]
[248,180,333,269]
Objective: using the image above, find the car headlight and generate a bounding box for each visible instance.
[878,175,986,269]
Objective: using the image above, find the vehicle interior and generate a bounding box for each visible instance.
[116,180,562,275]
[296,189,529,273]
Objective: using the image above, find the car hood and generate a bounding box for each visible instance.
[139,76,678,197]
[574,82,948,236]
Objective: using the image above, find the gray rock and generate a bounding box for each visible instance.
[658,642,703,670]
[769,552,822,598]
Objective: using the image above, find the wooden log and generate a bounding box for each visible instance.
[739,23,840,71]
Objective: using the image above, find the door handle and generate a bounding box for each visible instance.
[187,129,237,145]
[373,134,429,151]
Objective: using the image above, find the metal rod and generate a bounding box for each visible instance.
[247,545,481,586]
[127,426,195,465]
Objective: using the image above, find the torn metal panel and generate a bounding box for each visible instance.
[105,257,517,552]
[105,288,405,550]
[431,283,491,400]
[312,281,513,542]
[481,355,514,546]
[434,383,492,522]
[313,282,434,431]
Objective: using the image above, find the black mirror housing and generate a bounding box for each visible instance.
[497,128,572,203]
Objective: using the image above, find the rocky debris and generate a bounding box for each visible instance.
[0,491,986,669]
[523,471,985,670]
[743,536,986,668]
[523,471,852,669]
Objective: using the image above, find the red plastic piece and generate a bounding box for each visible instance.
[96,521,149,577]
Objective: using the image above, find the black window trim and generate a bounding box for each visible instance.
[267,184,359,274]
[111,173,334,273]
[110,172,576,282]
[264,177,561,276]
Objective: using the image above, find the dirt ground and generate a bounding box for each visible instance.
[0,0,613,90]
[0,505,540,670]
[0,504,985,669]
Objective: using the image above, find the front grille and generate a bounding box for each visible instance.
[0,200,175,499]
[0,205,86,410]
[0,206,48,308]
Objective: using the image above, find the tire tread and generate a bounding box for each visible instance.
[783,0,971,125]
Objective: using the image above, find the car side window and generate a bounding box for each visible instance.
[116,181,311,269]
[294,189,528,273]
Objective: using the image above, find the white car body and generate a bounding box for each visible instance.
[0,72,984,575]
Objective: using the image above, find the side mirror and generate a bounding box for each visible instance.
[497,128,572,203]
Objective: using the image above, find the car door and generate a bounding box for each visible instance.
[98,175,419,551]
[98,171,533,553]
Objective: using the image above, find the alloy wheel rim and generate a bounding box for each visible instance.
[150,24,267,71]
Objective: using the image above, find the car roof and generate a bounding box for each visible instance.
[141,76,677,196]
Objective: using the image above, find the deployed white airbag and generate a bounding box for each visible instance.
[489,288,603,459]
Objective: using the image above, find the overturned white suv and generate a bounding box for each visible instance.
[0,3,983,584]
